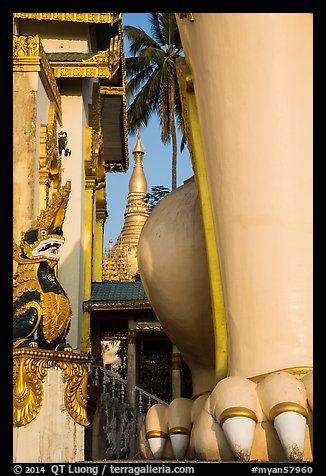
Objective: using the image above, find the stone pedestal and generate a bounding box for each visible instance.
[13,348,90,463]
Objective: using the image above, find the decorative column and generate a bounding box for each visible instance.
[126,319,137,406]
[13,348,90,463]
[94,184,107,282]
[82,126,96,355]
[172,344,182,399]
[91,82,107,283]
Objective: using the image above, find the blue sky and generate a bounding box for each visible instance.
[103,13,193,249]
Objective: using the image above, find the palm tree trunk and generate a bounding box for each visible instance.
[169,77,177,190]
[171,121,177,190]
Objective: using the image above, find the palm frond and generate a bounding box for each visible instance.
[160,13,180,49]
[123,13,187,189]
[138,47,166,67]
[127,65,163,133]
[180,133,188,153]
[125,63,155,98]
[123,25,161,54]
[148,13,166,47]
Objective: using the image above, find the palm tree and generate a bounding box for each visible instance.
[124,13,186,191]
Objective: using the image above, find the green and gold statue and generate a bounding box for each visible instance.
[13,182,72,350]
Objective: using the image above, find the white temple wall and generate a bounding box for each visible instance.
[58,80,86,350]
[13,367,84,463]
[13,71,50,244]
[17,19,90,53]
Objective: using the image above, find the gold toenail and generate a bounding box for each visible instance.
[219,407,257,426]
[146,430,168,440]
[269,402,308,424]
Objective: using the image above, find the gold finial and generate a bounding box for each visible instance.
[132,131,145,154]
[129,132,147,194]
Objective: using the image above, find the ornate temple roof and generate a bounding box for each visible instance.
[14,12,129,173]
[83,281,152,311]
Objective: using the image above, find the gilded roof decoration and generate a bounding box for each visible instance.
[100,20,129,173]
[13,35,62,124]
[14,13,121,24]
[50,36,121,79]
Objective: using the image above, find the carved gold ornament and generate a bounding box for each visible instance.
[13,35,62,124]
[42,292,72,343]
[14,13,121,24]
[13,348,90,427]
[13,264,42,302]
[50,37,121,80]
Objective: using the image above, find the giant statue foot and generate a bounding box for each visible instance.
[141,370,313,462]
[137,14,312,463]
[137,179,313,462]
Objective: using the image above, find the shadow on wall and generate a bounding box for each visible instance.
[57,239,85,350]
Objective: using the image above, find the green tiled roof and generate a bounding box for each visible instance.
[84,281,152,311]
[47,52,95,62]
[91,281,149,301]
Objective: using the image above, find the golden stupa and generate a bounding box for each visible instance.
[103,132,150,281]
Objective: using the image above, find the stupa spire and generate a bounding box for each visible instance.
[103,132,150,281]
[132,130,145,154]
[129,131,147,194]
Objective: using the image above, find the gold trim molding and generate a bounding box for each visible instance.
[100,86,125,96]
[13,35,62,124]
[13,348,90,427]
[83,300,152,311]
[14,13,121,24]
[249,366,313,384]
[136,323,163,332]
[175,57,228,383]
